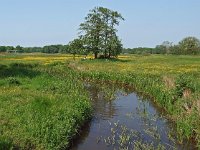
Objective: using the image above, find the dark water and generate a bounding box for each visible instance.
[70,83,196,150]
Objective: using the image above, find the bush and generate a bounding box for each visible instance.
[7,77,21,86]
[175,74,195,98]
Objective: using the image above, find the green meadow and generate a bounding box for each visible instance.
[0,53,200,149]
[0,55,92,149]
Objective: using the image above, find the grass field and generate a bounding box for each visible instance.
[0,53,200,149]
[72,54,200,147]
[0,55,92,149]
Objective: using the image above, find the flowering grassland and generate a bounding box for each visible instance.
[0,59,92,149]
[75,54,200,148]
[0,53,83,65]
[1,53,200,148]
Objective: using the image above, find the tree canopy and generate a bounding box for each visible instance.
[79,7,124,59]
[178,37,200,55]
[68,38,85,60]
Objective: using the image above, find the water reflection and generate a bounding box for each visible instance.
[70,82,196,150]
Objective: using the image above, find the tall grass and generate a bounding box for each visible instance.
[0,62,92,149]
[1,54,200,148]
[73,55,200,148]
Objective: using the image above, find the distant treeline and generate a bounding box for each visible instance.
[1,36,200,55]
[123,36,200,55]
[0,45,73,54]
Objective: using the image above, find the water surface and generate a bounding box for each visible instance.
[71,82,196,150]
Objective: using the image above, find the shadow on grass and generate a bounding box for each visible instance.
[82,58,131,63]
[0,139,16,150]
[0,63,41,78]
[106,58,132,62]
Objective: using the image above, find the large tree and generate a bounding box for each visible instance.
[79,7,124,59]
[155,41,173,54]
[68,38,85,60]
[178,37,200,55]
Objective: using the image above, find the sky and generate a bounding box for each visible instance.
[0,0,200,48]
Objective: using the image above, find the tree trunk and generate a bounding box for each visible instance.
[94,52,98,59]
[104,33,108,58]
[108,47,111,59]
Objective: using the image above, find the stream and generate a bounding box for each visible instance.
[70,82,196,150]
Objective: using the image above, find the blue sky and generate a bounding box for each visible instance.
[0,0,200,48]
